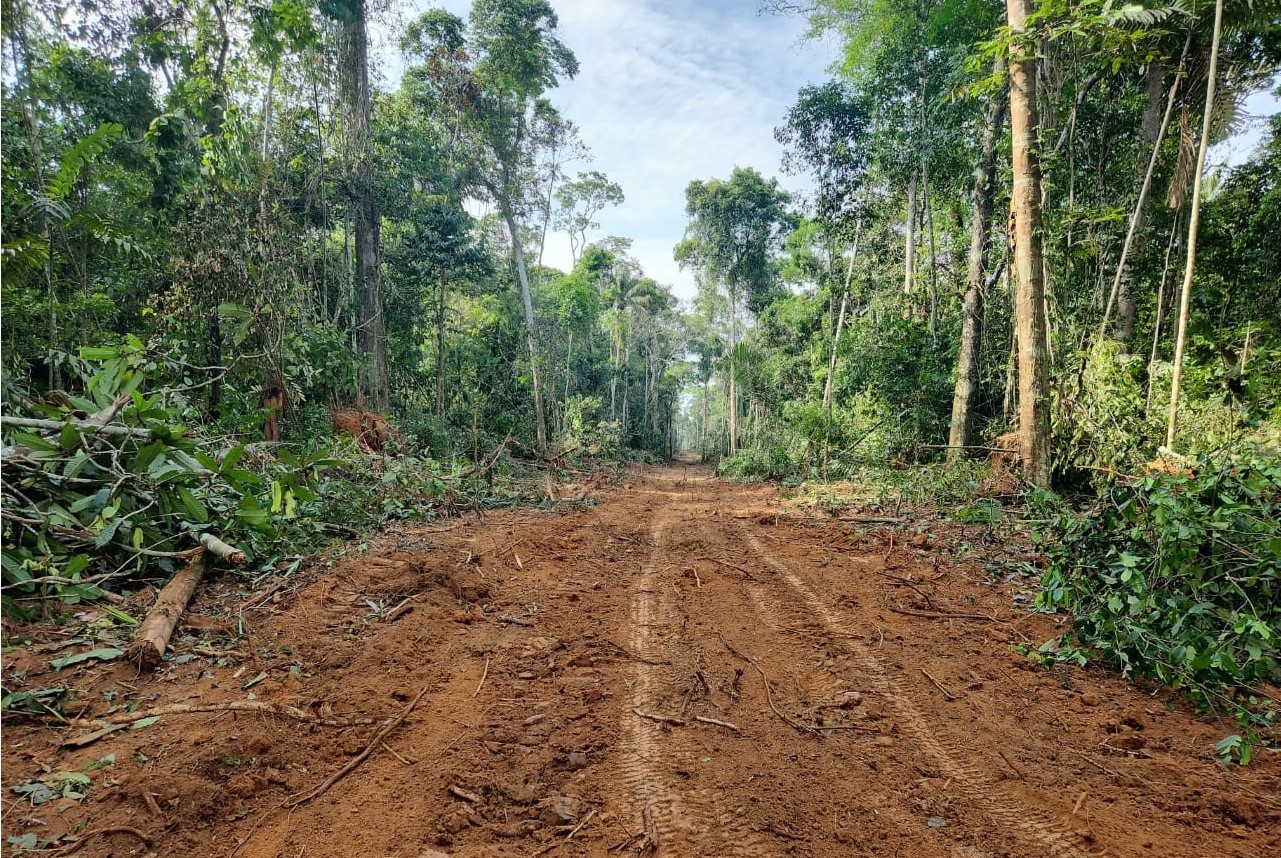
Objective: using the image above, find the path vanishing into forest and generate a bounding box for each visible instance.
[3,461,1278,857]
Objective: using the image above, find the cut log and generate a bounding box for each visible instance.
[127,554,207,668]
[198,532,246,565]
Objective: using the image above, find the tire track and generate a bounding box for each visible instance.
[614,496,771,856]
[738,527,1112,858]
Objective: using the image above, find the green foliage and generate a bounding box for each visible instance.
[718,447,796,482]
[1,345,340,611]
[559,395,622,457]
[1036,448,1281,757]
[678,167,794,315]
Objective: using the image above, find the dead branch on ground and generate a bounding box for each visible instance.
[198,532,246,565]
[920,667,958,700]
[633,708,685,726]
[886,604,1006,623]
[60,701,375,746]
[284,686,428,808]
[716,632,818,736]
[48,826,152,857]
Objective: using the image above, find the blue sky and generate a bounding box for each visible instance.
[375,2,1277,302]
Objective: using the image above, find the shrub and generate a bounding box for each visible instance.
[1036,446,1281,760]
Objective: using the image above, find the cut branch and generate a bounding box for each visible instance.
[1,415,151,438]
[59,701,374,746]
[127,553,207,668]
[198,532,247,565]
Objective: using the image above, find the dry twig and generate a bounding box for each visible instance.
[693,715,739,732]
[472,657,490,698]
[716,632,818,736]
[61,701,372,746]
[284,687,428,808]
[48,826,151,857]
[633,708,685,726]
[886,605,1005,624]
[920,667,958,700]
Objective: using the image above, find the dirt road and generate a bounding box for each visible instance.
[4,464,1278,857]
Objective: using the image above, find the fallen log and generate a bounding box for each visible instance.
[127,553,208,667]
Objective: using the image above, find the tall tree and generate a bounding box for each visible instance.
[677,167,792,455]
[402,1,578,455]
[948,57,1008,459]
[555,171,625,265]
[328,0,387,409]
[1006,0,1052,485]
[1166,0,1225,451]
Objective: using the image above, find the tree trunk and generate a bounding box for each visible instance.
[339,2,388,410]
[127,554,207,668]
[1167,0,1224,450]
[1007,0,1052,486]
[501,206,548,455]
[922,158,938,338]
[903,173,917,296]
[435,279,447,417]
[948,62,1008,460]
[564,330,573,401]
[1146,219,1182,410]
[727,287,738,455]
[1100,36,1189,345]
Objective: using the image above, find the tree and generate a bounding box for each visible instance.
[326,0,387,410]
[775,81,870,227]
[1166,0,1225,451]
[677,167,792,455]
[401,1,579,456]
[1006,0,1052,486]
[948,57,1007,459]
[555,171,624,265]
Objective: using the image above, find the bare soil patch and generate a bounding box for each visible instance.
[3,465,1277,857]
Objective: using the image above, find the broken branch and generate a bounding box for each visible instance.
[284,686,428,808]
[693,715,739,732]
[60,701,374,746]
[633,708,686,726]
[48,826,152,858]
[886,605,1005,624]
[920,667,958,701]
[198,532,246,565]
[716,632,818,736]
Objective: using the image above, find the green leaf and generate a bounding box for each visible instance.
[58,423,80,450]
[177,487,209,523]
[95,518,123,549]
[78,346,120,361]
[220,444,247,473]
[50,647,124,670]
[235,497,270,526]
[62,555,91,578]
[130,716,160,730]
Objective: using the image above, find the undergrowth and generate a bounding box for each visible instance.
[1034,446,1281,763]
[0,344,528,618]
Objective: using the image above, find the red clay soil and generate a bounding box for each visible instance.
[3,463,1278,857]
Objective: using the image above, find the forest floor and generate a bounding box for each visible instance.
[3,458,1279,858]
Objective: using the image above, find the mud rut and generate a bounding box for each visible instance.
[5,465,1278,858]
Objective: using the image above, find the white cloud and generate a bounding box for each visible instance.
[380,0,838,302]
